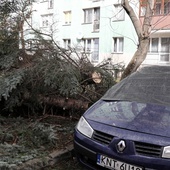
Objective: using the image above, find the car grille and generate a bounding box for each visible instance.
[135,141,162,157]
[92,130,114,145]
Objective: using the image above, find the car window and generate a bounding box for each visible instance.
[85,100,170,136]
[86,100,146,122]
[85,100,170,126]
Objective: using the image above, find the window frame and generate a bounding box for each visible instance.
[63,39,71,49]
[93,7,100,31]
[112,37,124,53]
[140,0,170,16]
[160,37,170,62]
[83,7,100,32]
[164,0,170,14]
[64,11,72,25]
[83,8,93,23]
[82,38,99,63]
[91,38,99,63]
[149,37,170,63]
[41,14,53,28]
[150,38,159,53]
[112,4,125,21]
[48,0,54,9]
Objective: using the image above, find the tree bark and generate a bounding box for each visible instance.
[121,0,154,80]
[121,38,150,79]
[39,96,89,110]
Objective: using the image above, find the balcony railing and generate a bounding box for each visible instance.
[144,52,170,65]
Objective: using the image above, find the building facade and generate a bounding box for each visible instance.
[24,0,170,67]
[140,0,170,65]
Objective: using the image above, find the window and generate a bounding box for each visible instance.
[48,0,54,9]
[160,38,170,61]
[113,4,125,21]
[84,39,92,52]
[83,38,99,63]
[113,37,124,53]
[164,0,170,14]
[155,0,162,15]
[140,0,170,16]
[41,14,53,27]
[64,11,71,25]
[93,8,100,31]
[63,39,71,49]
[149,37,170,62]
[150,38,159,52]
[161,38,170,52]
[84,8,100,31]
[92,38,99,63]
[84,9,93,23]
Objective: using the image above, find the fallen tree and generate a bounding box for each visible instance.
[0,0,121,116]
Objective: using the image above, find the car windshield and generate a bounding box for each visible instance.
[85,100,170,136]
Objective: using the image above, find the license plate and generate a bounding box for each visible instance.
[97,154,143,170]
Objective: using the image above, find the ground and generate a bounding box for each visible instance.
[0,115,86,170]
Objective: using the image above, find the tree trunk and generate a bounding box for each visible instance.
[19,20,25,50]
[121,38,150,79]
[121,0,154,80]
[39,96,89,110]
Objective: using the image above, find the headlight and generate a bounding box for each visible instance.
[76,116,94,138]
[162,146,170,158]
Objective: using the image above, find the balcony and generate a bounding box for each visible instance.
[144,52,170,65]
[140,15,170,30]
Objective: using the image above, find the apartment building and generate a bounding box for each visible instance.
[140,0,170,65]
[24,0,170,66]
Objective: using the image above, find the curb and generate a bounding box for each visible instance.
[15,144,74,170]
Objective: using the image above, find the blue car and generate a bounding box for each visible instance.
[74,65,170,170]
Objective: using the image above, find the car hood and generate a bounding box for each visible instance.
[84,100,170,138]
[85,114,170,137]
[84,65,170,138]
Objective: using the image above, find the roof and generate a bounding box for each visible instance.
[102,65,170,106]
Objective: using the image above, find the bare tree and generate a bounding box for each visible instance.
[121,0,154,79]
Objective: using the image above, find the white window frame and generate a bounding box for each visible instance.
[84,8,93,23]
[160,37,170,62]
[48,0,54,9]
[91,38,99,63]
[83,7,100,31]
[113,37,124,53]
[149,37,170,63]
[64,11,71,25]
[112,4,125,21]
[41,14,53,28]
[83,39,92,52]
[83,38,99,63]
[63,39,71,49]
[93,7,100,31]
[150,38,159,53]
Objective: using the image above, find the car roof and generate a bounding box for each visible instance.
[102,65,170,106]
